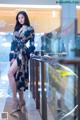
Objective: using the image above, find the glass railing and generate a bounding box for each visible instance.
[30,55,78,120]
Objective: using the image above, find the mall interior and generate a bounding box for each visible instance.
[0,1,80,120]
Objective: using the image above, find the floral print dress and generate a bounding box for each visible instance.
[9,25,35,91]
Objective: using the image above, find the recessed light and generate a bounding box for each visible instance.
[52,11,56,17]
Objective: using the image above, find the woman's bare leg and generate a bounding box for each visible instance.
[18,90,24,101]
[18,90,25,109]
[8,60,18,110]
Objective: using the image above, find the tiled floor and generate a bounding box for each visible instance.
[24,91,42,120]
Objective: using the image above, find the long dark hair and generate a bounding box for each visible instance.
[14,11,30,31]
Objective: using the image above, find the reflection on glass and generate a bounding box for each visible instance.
[41,31,67,56]
[46,63,77,120]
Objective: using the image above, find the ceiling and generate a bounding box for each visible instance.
[0,0,56,5]
[0,7,61,32]
[0,0,80,5]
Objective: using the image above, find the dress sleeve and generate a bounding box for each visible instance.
[9,31,19,61]
[23,26,35,44]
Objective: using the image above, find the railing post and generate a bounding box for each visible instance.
[30,58,36,99]
[33,59,36,99]
[30,58,33,92]
[41,61,47,120]
[35,61,40,109]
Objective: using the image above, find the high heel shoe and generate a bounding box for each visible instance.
[10,98,20,117]
[10,106,20,118]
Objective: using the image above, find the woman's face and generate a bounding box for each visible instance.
[18,14,25,25]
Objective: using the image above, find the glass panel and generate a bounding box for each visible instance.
[46,63,77,120]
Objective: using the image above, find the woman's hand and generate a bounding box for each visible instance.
[13,31,20,38]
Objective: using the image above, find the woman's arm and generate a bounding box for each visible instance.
[22,33,33,43]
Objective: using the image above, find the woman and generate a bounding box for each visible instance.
[8,11,35,115]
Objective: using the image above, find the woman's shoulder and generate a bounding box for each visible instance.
[23,25,34,33]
